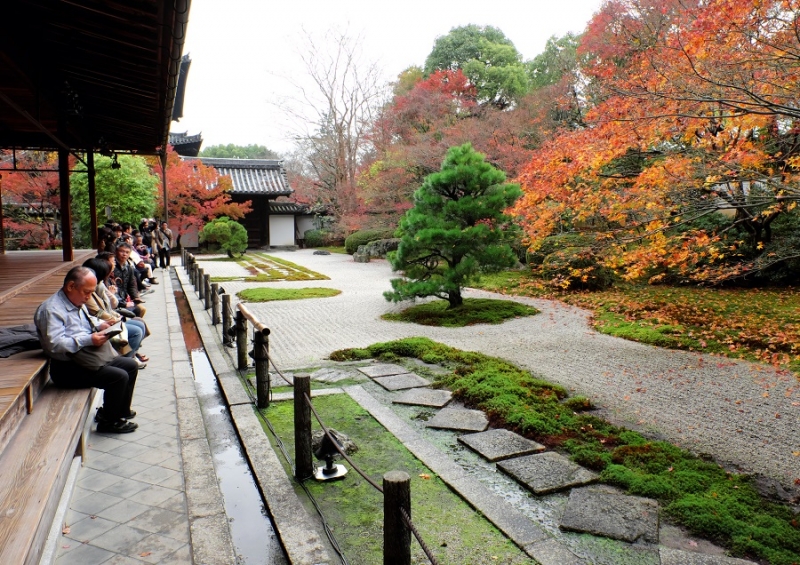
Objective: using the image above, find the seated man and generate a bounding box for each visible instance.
[34,266,139,433]
[113,243,146,317]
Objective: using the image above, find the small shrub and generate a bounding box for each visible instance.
[304,229,332,248]
[199,217,248,257]
[526,233,596,266]
[541,246,615,290]
[345,228,397,255]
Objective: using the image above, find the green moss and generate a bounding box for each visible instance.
[237,287,341,302]
[330,337,800,564]
[260,394,532,564]
[381,298,538,327]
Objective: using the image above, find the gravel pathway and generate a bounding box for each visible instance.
[198,250,800,496]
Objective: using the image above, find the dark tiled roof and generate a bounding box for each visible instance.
[269,202,311,215]
[186,157,292,196]
[169,131,203,145]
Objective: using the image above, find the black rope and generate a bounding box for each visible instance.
[401,507,440,565]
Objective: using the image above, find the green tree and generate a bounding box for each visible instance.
[199,144,280,160]
[385,143,522,308]
[527,33,581,90]
[70,154,159,246]
[199,216,248,257]
[424,25,529,109]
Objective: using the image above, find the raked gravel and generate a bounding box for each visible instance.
[196,249,800,496]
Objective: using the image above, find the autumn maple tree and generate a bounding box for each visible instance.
[0,151,63,249]
[514,0,800,284]
[149,147,251,245]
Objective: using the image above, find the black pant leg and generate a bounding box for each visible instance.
[50,357,138,420]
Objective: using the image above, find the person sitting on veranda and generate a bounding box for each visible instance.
[34,266,139,434]
[83,257,148,369]
[113,243,146,318]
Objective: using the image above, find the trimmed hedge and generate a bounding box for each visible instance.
[344,228,397,255]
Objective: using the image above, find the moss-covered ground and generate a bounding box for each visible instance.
[208,252,329,283]
[237,287,340,302]
[330,338,800,565]
[260,394,533,564]
[381,298,538,327]
[474,272,800,377]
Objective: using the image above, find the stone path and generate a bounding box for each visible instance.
[197,249,800,496]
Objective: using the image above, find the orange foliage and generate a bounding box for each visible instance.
[515,0,800,284]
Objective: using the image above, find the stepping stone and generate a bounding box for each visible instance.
[373,373,431,391]
[393,388,452,407]
[311,367,355,383]
[458,429,545,462]
[660,547,758,565]
[559,485,659,543]
[426,408,488,432]
[358,363,408,378]
[497,452,598,495]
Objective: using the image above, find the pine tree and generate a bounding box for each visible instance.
[385,143,522,308]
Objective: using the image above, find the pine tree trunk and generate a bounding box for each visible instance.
[447,290,463,308]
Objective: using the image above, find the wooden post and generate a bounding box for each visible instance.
[254,330,270,408]
[383,471,411,565]
[235,310,248,371]
[87,151,98,250]
[203,274,211,310]
[211,283,220,325]
[222,293,232,346]
[294,373,313,480]
[58,149,73,261]
[190,263,197,288]
[197,269,205,299]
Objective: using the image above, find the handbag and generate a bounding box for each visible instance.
[69,340,119,371]
[110,323,129,347]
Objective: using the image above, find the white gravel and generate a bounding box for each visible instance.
[196,249,800,495]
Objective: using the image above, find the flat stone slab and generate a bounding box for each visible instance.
[373,373,430,391]
[358,363,408,378]
[458,429,545,462]
[660,547,758,565]
[497,452,598,495]
[425,408,488,432]
[311,367,356,383]
[393,388,452,407]
[560,486,659,543]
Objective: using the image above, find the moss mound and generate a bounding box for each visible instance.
[381,298,538,327]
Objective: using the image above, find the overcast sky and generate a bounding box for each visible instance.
[178,0,604,155]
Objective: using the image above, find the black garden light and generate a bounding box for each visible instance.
[313,433,347,481]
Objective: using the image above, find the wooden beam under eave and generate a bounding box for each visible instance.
[58,149,73,262]
[88,151,98,250]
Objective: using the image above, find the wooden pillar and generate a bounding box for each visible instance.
[383,471,411,565]
[211,283,220,325]
[294,374,313,480]
[222,293,232,346]
[58,149,73,261]
[235,310,248,371]
[87,150,98,249]
[254,330,270,408]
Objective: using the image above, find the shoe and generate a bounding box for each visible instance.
[136,353,149,362]
[136,359,147,369]
[96,407,136,421]
[96,419,138,434]
[149,278,159,284]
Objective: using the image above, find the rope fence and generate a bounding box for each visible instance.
[181,250,440,565]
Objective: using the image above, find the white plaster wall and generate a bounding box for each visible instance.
[269,216,295,246]
[297,216,315,237]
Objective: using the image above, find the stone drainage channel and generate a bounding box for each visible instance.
[174,289,287,564]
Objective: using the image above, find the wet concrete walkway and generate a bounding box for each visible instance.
[54,266,235,565]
